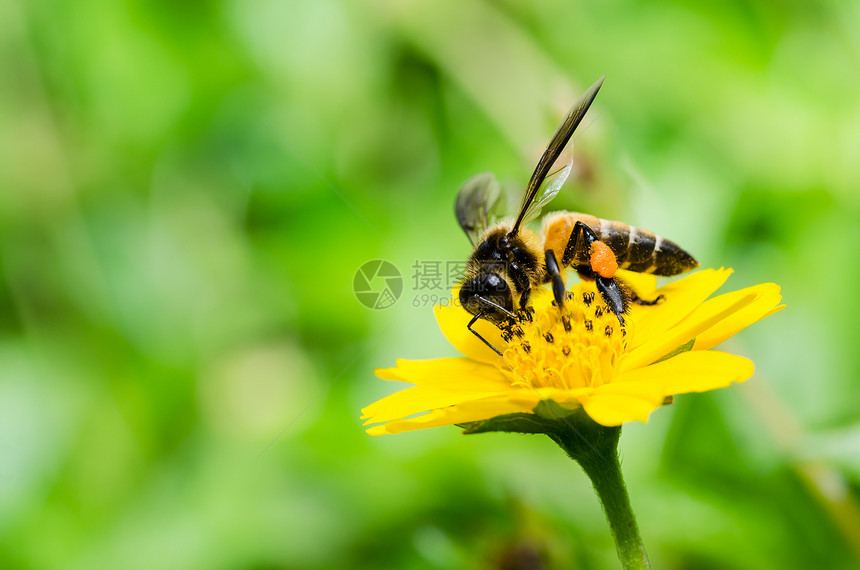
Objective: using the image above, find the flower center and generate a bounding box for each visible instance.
[500,282,626,391]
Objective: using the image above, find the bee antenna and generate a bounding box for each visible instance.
[477,296,517,320]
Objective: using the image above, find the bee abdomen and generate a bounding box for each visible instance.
[544,212,699,277]
[596,219,698,276]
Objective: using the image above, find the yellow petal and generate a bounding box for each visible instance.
[435,304,505,365]
[362,384,511,424]
[506,386,594,409]
[616,269,657,298]
[375,358,509,391]
[621,292,756,372]
[581,384,665,426]
[365,395,536,435]
[615,350,754,395]
[627,268,733,349]
[689,283,784,350]
[365,357,514,425]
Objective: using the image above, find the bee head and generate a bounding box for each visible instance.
[459,273,513,324]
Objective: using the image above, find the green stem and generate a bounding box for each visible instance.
[549,420,651,570]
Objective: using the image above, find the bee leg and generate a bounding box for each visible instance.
[562,220,599,266]
[517,288,533,322]
[596,276,627,326]
[567,221,626,324]
[544,250,566,308]
[631,291,665,306]
[467,312,503,356]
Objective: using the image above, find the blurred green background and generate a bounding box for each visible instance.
[3,0,859,568]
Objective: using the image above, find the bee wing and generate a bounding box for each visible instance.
[518,151,573,226]
[455,172,507,245]
[509,75,604,236]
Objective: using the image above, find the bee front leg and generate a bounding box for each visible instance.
[517,288,533,322]
[544,250,566,308]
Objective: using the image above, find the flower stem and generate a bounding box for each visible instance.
[549,417,650,570]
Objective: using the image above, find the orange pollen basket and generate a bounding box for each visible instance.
[590,241,618,278]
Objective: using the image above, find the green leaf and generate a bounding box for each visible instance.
[534,399,578,421]
[459,412,560,435]
[458,399,579,435]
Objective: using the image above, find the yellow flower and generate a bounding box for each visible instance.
[362,268,783,435]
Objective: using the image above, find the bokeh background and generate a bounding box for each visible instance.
[3,0,860,568]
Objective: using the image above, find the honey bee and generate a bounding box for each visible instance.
[456,76,699,354]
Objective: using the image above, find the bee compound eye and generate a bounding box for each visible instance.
[459,281,476,307]
[459,273,513,319]
[481,273,508,293]
[459,279,484,314]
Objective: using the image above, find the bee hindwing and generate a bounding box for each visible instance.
[455,172,507,246]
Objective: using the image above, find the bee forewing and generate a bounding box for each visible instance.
[519,152,573,226]
[509,75,605,236]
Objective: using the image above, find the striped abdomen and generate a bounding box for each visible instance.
[543,212,699,276]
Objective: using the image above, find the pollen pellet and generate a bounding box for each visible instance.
[590,241,618,278]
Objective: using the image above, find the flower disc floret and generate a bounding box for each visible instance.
[502,287,624,392]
